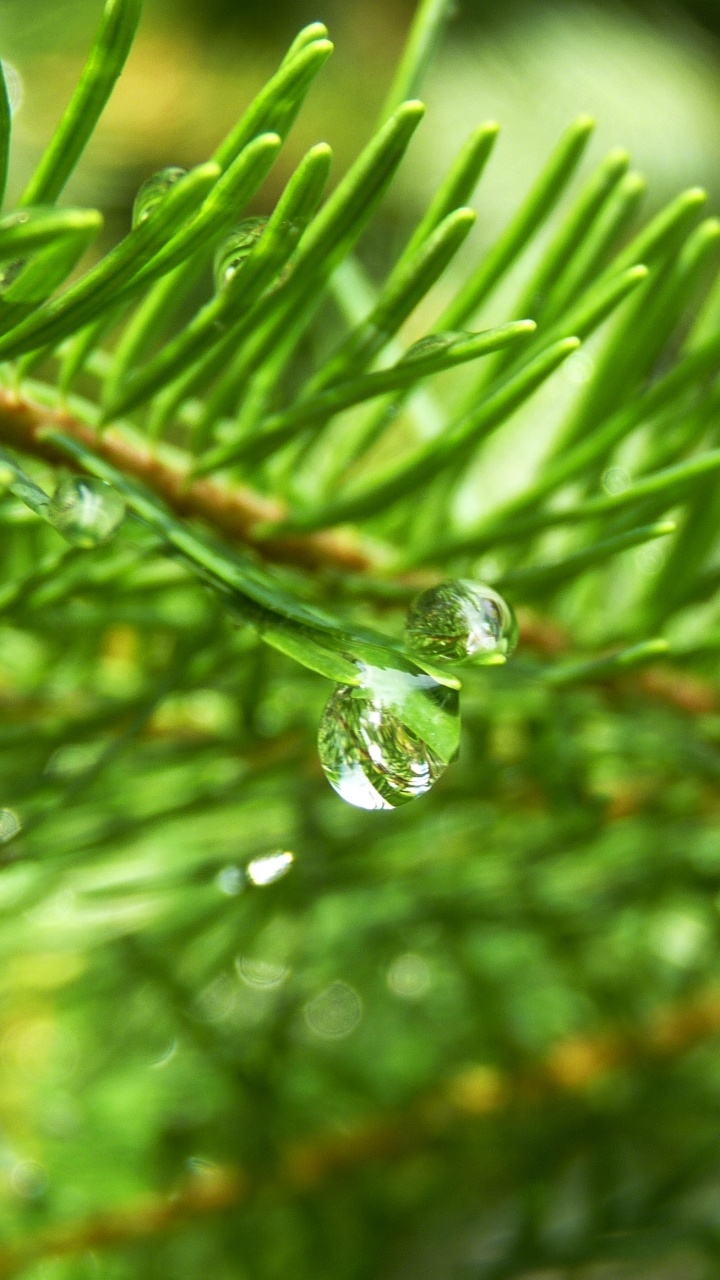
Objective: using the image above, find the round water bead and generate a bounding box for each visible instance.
[132,166,187,228]
[405,579,518,665]
[47,477,126,548]
[213,217,269,289]
[317,665,460,811]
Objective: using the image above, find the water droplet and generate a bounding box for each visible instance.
[399,331,465,363]
[213,217,268,289]
[47,477,126,548]
[304,981,362,1039]
[601,466,630,495]
[215,864,245,896]
[132,166,187,228]
[246,849,294,886]
[317,665,460,810]
[0,809,21,843]
[405,580,517,666]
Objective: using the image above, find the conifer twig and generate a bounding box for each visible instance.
[0,389,375,572]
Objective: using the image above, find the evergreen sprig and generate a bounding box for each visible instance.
[0,0,716,691]
[2,1,720,1275]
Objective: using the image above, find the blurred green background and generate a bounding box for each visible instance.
[4,2,720,1278]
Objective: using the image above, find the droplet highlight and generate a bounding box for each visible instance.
[317,665,460,810]
[47,477,126,548]
[213,217,268,290]
[132,166,187,228]
[246,850,294,886]
[405,579,518,666]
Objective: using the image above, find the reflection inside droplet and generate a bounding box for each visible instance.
[246,850,294,886]
[405,580,517,666]
[317,665,460,810]
[304,981,362,1039]
[213,217,268,289]
[47,477,126,548]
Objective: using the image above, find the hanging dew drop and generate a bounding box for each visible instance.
[132,166,187,228]
[317,665,460,810]
[47,477,126,548]
[213,217,269,290]
[405,580,518,666]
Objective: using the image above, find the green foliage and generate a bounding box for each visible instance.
[3,0,720,1276]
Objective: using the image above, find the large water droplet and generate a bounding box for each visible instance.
[213,217,269,289]
[405,579,518,666]
[132,166,187,228]
[47,477,126,548]
[317,665,460,810]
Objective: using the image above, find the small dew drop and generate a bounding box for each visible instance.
[47,477,126,548]
[132,166,187,228]
[215,865,245,896]
[246,850,294,886]
[317,665,460,811]
[387,952,432,1000]
[0,809,21,843]
[213,217,268,289]
[601,466,630,495]
[405,580,517,667]
[304,981,362,1039]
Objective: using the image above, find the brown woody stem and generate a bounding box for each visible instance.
[0,389,375,573]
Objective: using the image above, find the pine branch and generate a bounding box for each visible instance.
[0,387,375,572]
